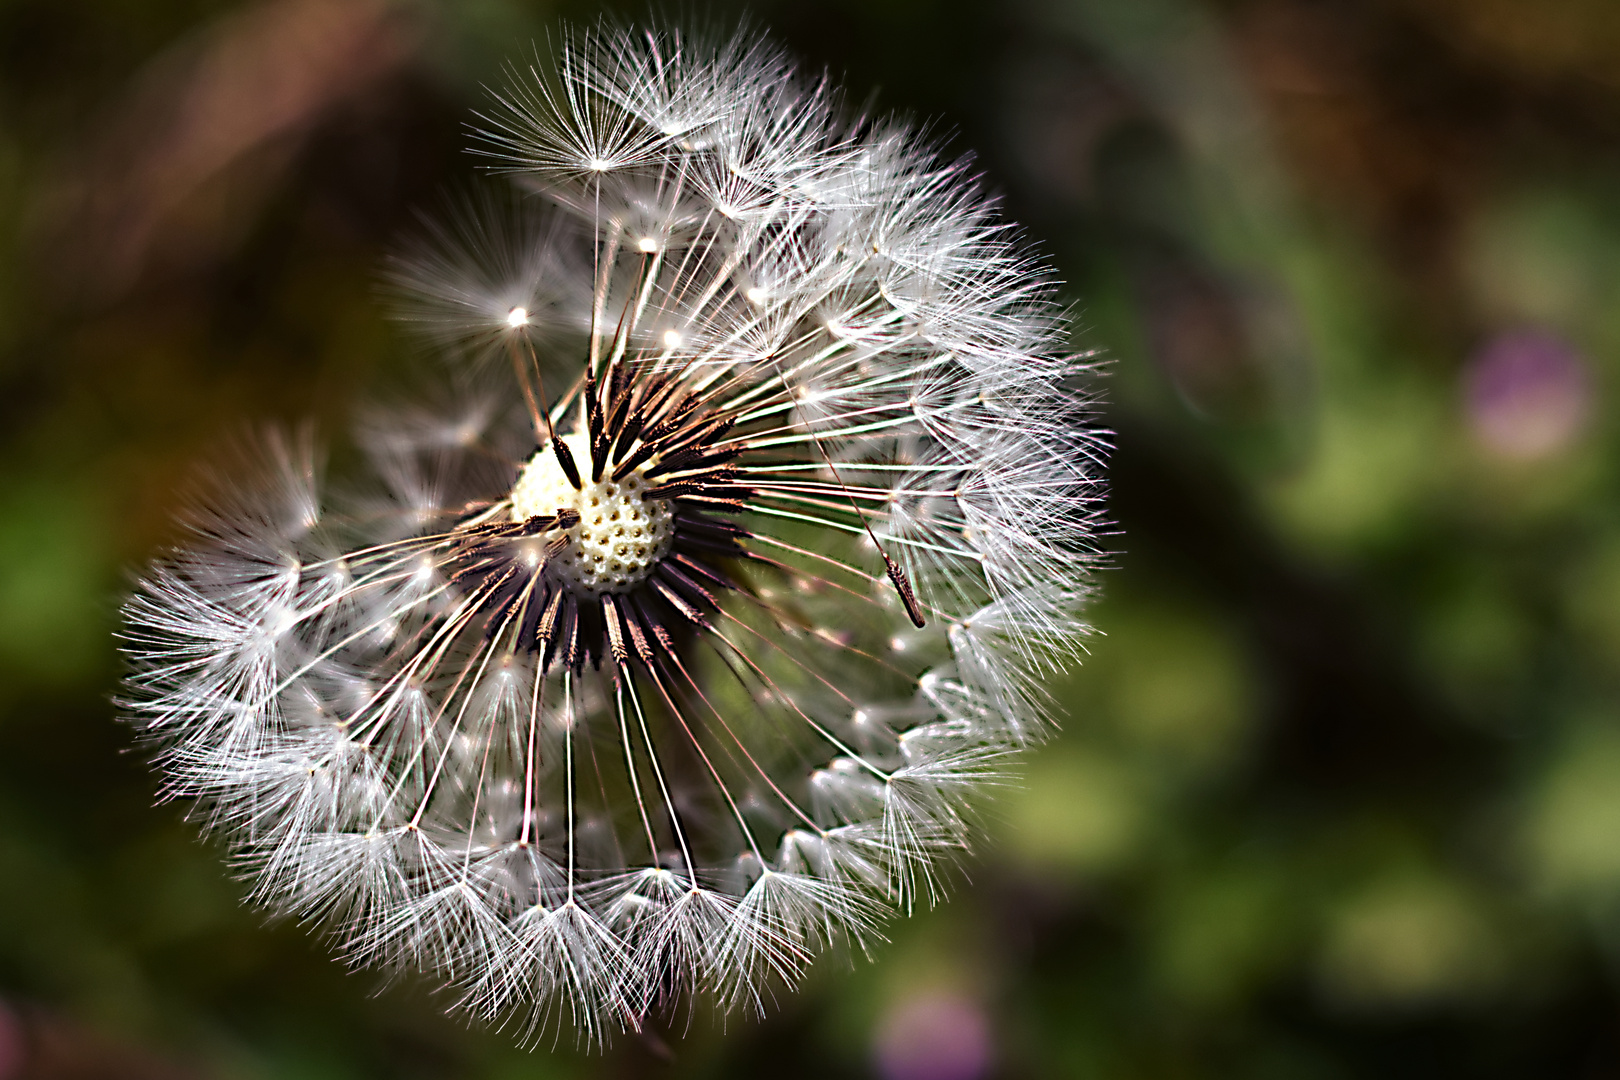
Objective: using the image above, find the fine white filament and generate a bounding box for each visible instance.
[121,23,1107,1043]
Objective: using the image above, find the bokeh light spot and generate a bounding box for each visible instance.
[1464,327,1591,461]
[873,992,991,1080]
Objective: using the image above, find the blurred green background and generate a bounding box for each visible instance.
[2,0,1620,1076]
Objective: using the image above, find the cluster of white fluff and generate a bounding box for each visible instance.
[121,24,1106,1042]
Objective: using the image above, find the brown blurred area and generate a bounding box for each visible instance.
[40,0,418,301]
[1231,0,1620,340]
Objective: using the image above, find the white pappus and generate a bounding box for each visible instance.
[119,23,1108,1043]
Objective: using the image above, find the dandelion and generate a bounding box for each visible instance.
[120,23,1107,1041]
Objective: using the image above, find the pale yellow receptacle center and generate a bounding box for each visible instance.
[509,432,675,596]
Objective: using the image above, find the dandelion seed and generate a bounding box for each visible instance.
[119,21,1108,1043]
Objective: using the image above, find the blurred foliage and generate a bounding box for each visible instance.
[3,0,1620,1076]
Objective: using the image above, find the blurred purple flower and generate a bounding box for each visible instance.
[0,1000,22,1080]
[874,991,993,1080]
[1465,328,1593,461]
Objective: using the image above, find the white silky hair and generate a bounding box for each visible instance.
[120,21,1108,1043]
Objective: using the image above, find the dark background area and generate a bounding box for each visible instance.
[3,0,1620,1076]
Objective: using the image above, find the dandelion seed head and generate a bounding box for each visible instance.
[120,20,1108,1045]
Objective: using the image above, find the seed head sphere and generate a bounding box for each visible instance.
[120,24,1108,1042]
